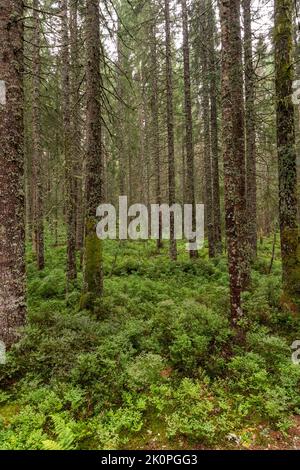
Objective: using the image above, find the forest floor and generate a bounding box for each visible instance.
[0,233,300,450]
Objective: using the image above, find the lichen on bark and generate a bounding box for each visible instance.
[0,1,26,348]
[274,0,300,310]
[81,0,104,310]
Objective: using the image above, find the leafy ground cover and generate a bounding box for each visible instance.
[0,236,300,450]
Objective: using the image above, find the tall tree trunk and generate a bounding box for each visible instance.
[70,0,84,252]
[24,129,33,242]
[141,68,151,222]
[274,0,300,308]
[61,0,77,285]
[219,0,249,328]
[208,0,222,255]
[117,22,126,197]
[0,0,26,347]
[295,25,300,224]
[181,125,186,205]
[81,0,103,308]
[243,0,257,258]
[200,9,215,258]
[164,0,177,261]
[32,0,45,270]
[181,0,198,258]
[150,18,162,249]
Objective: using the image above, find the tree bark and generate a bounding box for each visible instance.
[219,0,249,327]
[274,0,300,308]
[243,0,257,258]
[0,0,26,347]
[200,8,215,258]
[81,0,103,308]
[61,0,77,285]
[117,21,126,198]
[182,0,198,258]
[150,20,163,249]
[207,0,222,255]
[70,0,84,252]
[164,0,177,261]
[32,0,45,270]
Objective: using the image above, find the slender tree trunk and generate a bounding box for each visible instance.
[164,0,177,261]
[274,0,300,308]
[243,0,257,258]
[181,125,186,206]
[181,0,198,258]
[24,134,32,241]
[0,0,26,347]
[150,20,163,250]
[128,148,133,205]
[141,69,151,230]
[200,10,215,258]
[70,0,84,252]
[117,23,126,197]
[295,26,300,224]
[32,0,45,270]
[208,0,222,255]
[81,0,103,308]
[61,0,77,285]
[53,129,60,247]
[219,0,249,327]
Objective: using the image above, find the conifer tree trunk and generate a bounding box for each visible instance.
[70,0,84,252]
[150,19,163,250]
[61,0,77,285]
[117,22,126,197]
[181,0,198,258]
[243,0,257,258]
[164,0,177,261]
[32,0,45,270]
[274,0,300,308]
[219,0,249,326]
[207,0,222,255]
[81,0,103,307]
[295,28,300,224]
[200,8,215,258]
[0,0,26,347]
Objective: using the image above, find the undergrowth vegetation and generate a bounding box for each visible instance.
[0,236,300,450]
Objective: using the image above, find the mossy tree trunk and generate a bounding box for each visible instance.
[243,0,258,259]
[0,0,26,347]
[70,0,84,252]
[181,0,198,258]
[164,0,177,261]
[150,16,163,250]
[61,0,77,286]
[295,22,300,225]
[274,0,300,309]
[116,19,126,198]
[219,0,249,327]
[81,0,103,309]
[200,1,215,258]
[207,0,222,256]
[32,0,45,271]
